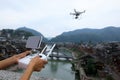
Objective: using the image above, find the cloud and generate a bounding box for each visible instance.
[0,0,120,37]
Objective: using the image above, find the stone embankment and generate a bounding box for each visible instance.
[0,70,58,80]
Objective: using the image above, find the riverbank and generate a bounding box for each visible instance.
[0,70,59,80]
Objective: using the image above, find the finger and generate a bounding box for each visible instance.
[43,60,48,64]
[42,66,45,68]
[35,65,44,71]
[25,51,31,55]
[39,58,47,63]
[35,68,42,72]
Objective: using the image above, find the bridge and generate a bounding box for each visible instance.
[49,52,73,61]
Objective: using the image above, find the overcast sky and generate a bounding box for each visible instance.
[0,0,120,37]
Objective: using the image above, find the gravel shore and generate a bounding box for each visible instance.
[0,70,58,80]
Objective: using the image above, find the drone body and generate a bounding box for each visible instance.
[70,9,85,19]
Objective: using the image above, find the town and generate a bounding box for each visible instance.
[0,29,120,80]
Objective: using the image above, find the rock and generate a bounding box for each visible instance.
[0,70,58,80]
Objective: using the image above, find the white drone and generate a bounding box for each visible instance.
[70,9,86,19]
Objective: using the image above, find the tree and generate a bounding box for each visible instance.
[85,58,97,76]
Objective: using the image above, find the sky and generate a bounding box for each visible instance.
[0,0,120,37]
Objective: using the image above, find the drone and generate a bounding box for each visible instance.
[70,9,86,19]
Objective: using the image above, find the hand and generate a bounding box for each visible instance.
[29,56,47,71]
[12,51,31,63]
[0,51,31,69]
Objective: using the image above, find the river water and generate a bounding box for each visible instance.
[16,48,75,80]
[33,60,75,80]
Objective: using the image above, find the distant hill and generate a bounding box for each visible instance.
[51,26,120,43]
[17,27,47,41]
[0,29,33,39]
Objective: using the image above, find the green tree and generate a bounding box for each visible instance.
[85,58,97,76]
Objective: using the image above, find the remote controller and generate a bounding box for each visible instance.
[18,44,56,69]
[18,36,56,69]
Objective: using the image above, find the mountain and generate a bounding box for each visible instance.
[0,29,34,39]
[17,27,47,41]
[51,26,120,43]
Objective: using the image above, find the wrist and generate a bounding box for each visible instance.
[20,59,34,80]
[27,61,35,71]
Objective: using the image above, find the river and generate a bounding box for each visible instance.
[16,48,75,80]
[33,60,75,80]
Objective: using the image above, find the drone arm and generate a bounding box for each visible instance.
[74,9,77,13]
[70,13,75,15]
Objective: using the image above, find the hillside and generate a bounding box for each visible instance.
[17,27,47,41]
[0,29,33,39]
[51,26,120,43]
